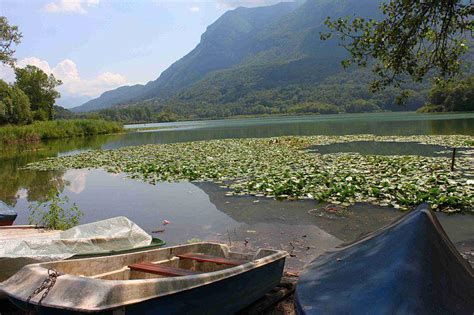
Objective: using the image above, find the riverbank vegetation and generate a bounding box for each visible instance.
[0,119,123,145]
[28,189,83,230]
[26,135,474,213]
[418,76,474,113]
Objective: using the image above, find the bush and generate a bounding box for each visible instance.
[424,76,474,112]
[28,189,83,230]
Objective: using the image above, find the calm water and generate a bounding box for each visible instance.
[1,112,473,269]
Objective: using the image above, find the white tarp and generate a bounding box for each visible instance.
[0,216,152,261]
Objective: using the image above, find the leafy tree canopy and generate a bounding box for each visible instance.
[0,16,21,66]
[14,65,62,120]
[322,0,473,101]
[419,75,474,112]
[0,79,32,124]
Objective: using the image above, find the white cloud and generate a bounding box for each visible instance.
[0,57,128,98]
[189,6,200,12]
[64,169,88,194]
[44,0,99,14]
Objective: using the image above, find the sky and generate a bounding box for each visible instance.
[0,0,286,107]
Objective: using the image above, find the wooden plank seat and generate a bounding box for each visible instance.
[128,262,200,277]
[177,253,246,266]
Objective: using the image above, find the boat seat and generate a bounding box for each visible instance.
[128,262,200,277]
[177,253,245,266]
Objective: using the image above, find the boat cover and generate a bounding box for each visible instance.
[295,204,474,314]
[0,201,16,217]
[0,216,152,261]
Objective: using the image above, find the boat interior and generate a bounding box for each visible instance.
[40,243,274,281]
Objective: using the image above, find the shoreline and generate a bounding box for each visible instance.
[0,119,123,146]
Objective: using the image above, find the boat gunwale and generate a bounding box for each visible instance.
[2,242,288,312]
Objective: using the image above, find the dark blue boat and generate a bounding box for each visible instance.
[0,201,17,226]
[295,204,474,315]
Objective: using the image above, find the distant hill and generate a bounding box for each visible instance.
[73,0,468,118]
[57,94,92,109]
[73,1,300,112]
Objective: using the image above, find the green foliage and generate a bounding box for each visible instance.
[0,119,123,145]
[288,102,341,114]
[53,105,74,119]
[345,99,379,113]
[0,16,22,66]
[28,189,83,230]
[418,76,474,112]
[322,0,473,95]
[14,65,62,120]
[153,110,179,122]
[0,79,32,124]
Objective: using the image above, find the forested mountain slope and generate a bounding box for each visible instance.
[74,0,470,119]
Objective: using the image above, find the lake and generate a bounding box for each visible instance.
[1,112,473,269]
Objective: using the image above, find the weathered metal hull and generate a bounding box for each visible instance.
[2,243,287,314]
[10,258,285,314]
[0,228,164,283]
[295,204,474,314]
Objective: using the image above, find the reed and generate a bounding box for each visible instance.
[0,119,123,145]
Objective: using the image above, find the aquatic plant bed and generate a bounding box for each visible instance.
[26,135,474,213]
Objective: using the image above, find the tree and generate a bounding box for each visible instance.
[322,0,473,100]
[14,65,62,120]
[0,16,22,66]
[10,86,31,123]
[419,75,474,112]
[0,79,31,124]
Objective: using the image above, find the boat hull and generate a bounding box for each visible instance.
[295,204,474,315]
[0,238,165,284]
[0,214,17,226]
[9,256,285,314]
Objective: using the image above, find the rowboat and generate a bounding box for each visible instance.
[295,204,474,314]
[1,242,287,314]
[0,201,17,226]
[0,217,165,283]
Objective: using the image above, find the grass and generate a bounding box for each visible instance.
[0,119,123,145]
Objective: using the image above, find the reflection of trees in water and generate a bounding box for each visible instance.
[428,119,473,135]
[0,134,121,205]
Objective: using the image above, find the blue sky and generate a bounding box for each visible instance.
[0,0,284,107]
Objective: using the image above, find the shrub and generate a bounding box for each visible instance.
[28,190,83,230]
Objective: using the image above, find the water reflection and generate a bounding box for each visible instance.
[9,170,473,269]
[0,135,121,206]
[1,113,473,269]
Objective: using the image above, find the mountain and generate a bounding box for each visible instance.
[72,0,425,116]
[71,84,145,112]
[57,94,92,109]
[73,1,300,112]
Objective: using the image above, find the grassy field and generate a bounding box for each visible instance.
[0,119,123,145]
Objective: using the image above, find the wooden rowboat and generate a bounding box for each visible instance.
[0,201,17,226]
[1,242,287,314]
[295,204,474,314]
